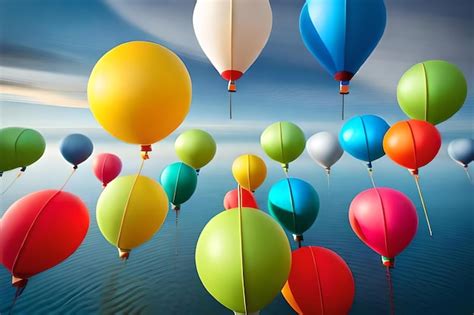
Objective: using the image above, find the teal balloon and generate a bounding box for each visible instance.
[0,127,46,174]
[268,178,319,236]
[160,162,198,210]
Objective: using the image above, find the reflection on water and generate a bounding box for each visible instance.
[0,129,473,314]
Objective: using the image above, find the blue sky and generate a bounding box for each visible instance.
[0,0,472,135]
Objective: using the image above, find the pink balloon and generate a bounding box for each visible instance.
[349,188,418,267]
[92,153,122,187]
[223,188,258,210]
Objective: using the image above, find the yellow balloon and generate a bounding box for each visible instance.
[96,174,168,259]
[232,154,267,191]
[88,41,192,146]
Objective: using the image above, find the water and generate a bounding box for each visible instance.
[1,128,473,314]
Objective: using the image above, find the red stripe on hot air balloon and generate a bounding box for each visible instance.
[334,71,354,81]
[221,70,243,81]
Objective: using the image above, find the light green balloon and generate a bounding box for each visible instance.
[195,207,291,313]
[175,129,216,171]
[96,174,168,252]
[260,122,306,169]
[0,127,46,174]
[397,60,467,125]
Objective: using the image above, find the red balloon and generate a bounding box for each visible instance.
[92,153,122,187]
[349,188,418,267]
[282,246,355,315]
[223,188,258,210]
[0,190,89,287]
[383,119,441,174]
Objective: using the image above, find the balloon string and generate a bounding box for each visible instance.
[1,171,23,195]
[413,175,433,237]
[229,92,232,120]
[367,168,376,188]
[326,172,330,191]
[385,266,395,315]
[59,168,76,191]
[175,209,179,257]
[341,94,345,120]
[117,159,146,249]
[9,286,25,314]
[236,184,248,314]
[463,166,472,184]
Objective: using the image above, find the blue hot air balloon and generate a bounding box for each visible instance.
[300,0,386,118]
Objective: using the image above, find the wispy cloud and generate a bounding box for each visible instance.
[0,66,88,108]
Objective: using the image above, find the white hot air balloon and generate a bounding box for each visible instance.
[193,0,272,118]
[306,131,344,175]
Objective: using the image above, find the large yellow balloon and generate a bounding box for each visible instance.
[96,174,168,259]
[88,41,192,146]
[232,154,267,191]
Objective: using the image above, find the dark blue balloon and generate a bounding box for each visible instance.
[339,115,389,167]
[60,134,93,168]
[300,0,386,90]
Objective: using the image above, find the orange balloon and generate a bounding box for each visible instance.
[383,119,441,174]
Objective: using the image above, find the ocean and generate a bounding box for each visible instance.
[1,127,473,314]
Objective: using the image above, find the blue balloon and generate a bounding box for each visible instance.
[300,0,386,93]
[447,138,474,167]
[267,178,319,238]
[339,115,389,167]
[60,134,93,168]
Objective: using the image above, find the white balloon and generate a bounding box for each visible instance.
[306,131,343,173]
[193,0,272,86]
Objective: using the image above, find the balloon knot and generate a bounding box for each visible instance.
[20,167,26,172]
[367,162,373,169]
[118,248,130,260]
[382,256,395,268]
[102,183,107,188]
[172,204,181,211]
[292,234,303,242]
[325,167,331,175]
[282,163,289,173]
[141,145,152,160]
[196,169,200,176]
[12,276,28,288]
[73,165,78,170]
[410,169,419,176]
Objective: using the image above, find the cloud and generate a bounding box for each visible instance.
[0,66,88,108]
[105,0,473,96]
[0,43,85,74]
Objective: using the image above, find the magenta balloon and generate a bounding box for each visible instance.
[349,187,418,267]
[92,153,122,187]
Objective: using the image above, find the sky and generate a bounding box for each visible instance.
[0,0,473,136]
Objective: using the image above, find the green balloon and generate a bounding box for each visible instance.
[195,207,291,313]
[260,122,306,169]
[175,129,216,171]
[160,162,198,210]
[397,60,467,125]
[0,127,46,174]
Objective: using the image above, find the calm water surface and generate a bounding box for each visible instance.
[1,128,473,314]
